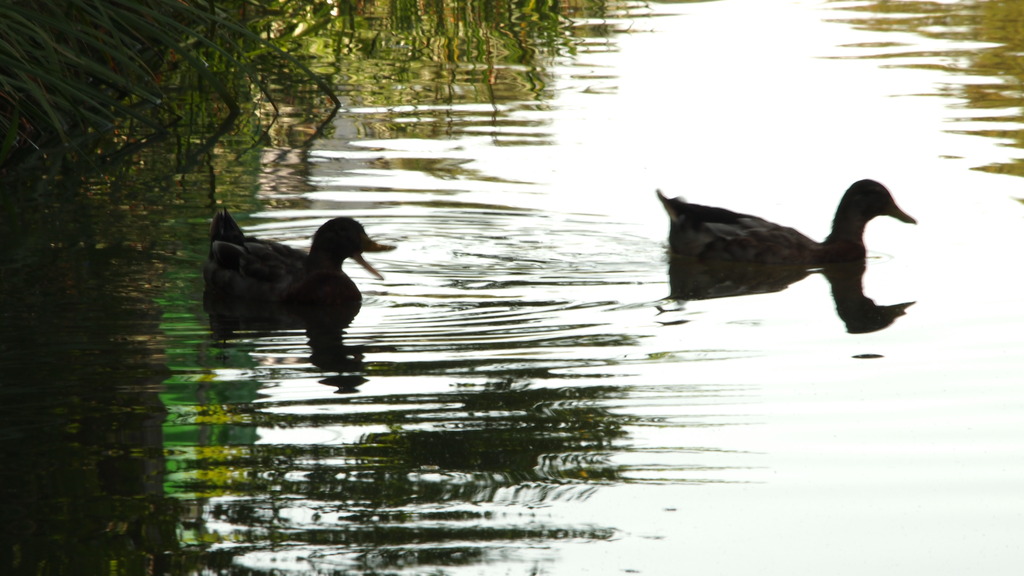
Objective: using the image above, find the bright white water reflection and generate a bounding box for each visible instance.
[196,1,1024,574]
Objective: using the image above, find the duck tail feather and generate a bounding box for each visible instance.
[656,189,685,221]
[211,209,246,245]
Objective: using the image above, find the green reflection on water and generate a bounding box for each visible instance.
[0,1,643,574]
[831,0,1024,176]
[5,0,1024,573]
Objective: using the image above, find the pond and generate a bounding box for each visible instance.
[2,0,1024,574]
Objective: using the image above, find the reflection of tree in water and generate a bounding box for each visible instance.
[0,0,652,573]
[251,0,636,146]
[168,378,627,572]
[832,0,1024,177]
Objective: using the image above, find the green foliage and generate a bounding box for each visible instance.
[0,0,338,170]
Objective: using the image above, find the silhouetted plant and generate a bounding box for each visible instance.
[0,0,338,169]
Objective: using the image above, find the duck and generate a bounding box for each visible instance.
[657,179,915,264]
[203,209,394,304]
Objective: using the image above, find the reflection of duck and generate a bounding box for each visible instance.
[204,294,368,391]
[821,263,914,334]
[666,259,913,334]
[657,179,916,264]
[204,210,393,304]
[668,259,813,301]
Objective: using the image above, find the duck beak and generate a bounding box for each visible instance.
[361,233,395,253]
[354,233,395,280]
[352,252,385,280]
[888,203,917,225]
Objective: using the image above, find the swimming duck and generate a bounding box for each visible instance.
[657,179,915,264]
[204,210,394,304]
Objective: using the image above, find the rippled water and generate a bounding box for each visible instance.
[5,0,1024,574]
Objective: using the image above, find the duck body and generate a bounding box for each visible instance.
[203,210,392,304]
[657,179,915,265]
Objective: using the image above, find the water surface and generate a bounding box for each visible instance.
[3,0,1024,574]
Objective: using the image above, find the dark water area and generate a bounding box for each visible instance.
[0,2,643,573]
[3,0,1024,574]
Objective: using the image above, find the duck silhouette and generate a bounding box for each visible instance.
[657,179,915,264]
[204,210,394,304]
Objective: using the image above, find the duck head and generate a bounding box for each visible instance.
[308,218,395,279]
[842,179,916,223]
[826,180,915,244]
